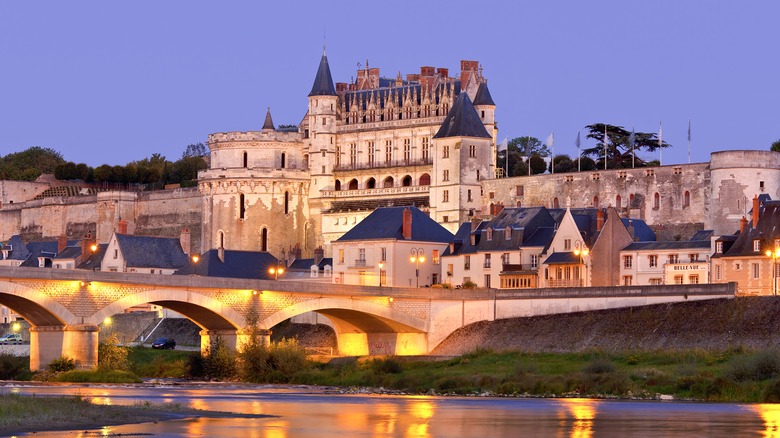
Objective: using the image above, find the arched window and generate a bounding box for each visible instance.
[516,201,522,207]
[243,151,248,168]
[654,192,660,209]
[239,193,246,219]
[284,191,289,214]
[366,178,376,189]
[419,173,431,186]
[335,180,341,191]
[629,193,635,206]
[384,176,394,188]
[553,197,559,209]
[684,191,690,207]
[593,196,599,208]
[348,179,358,190]
[402,175,412,187]
[281,153,286,169]
[218,231,224,249]
[261,228,267,252]
[616,195,621,209]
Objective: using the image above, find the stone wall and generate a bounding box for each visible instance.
[0,180,51,206]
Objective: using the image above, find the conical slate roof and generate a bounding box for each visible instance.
[262,107,275,131]
[433,92,491,139]
[308,52,336,97]
[472,82,495,106]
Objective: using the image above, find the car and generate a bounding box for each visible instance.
[152,338,176,349]
[0,334,23,344]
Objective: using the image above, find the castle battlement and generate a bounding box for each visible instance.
[208,130,302,144]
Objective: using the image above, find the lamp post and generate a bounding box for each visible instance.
[409,248,425,288]
[269,262,285,281]
[765,247,780,296]
[378,261,384,287]
[90,244,98,272]
[192,255,199,276]
[573,241,589,287]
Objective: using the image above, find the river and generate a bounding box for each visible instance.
[3,384,779,437]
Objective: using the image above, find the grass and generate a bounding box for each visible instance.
[128,346,194,378]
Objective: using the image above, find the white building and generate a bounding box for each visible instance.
[619,237,712,286]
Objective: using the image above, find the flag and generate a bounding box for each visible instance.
[575,131,581,148]
[546,132,554,173]
[497,137,508,152]
[545,132,554,148]
[688,120,691,143]
[576,131,581,171]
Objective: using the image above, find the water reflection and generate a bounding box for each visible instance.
[558,398,599,438]
[406,399,434,437]
[750,404,780,437]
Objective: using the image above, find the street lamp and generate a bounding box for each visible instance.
[90,244,98,272]
[573,241,589,287]
[191,255,199,276]
[765,247,780,296]
[410,248,425,288]
[378,261,384,287]
[269,263,285,281]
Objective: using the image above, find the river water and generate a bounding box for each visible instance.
[3,384,779,437]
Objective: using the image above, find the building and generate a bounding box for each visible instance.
[101,232,189,274]
[175,249,280,280]
[619,239,712,286]
[331,206,453,287]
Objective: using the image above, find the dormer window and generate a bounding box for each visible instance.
[486,229,493,240]
[470,235,476,246]
[754,240,761,252]
[716,241,723,253]
[505,227,512,240]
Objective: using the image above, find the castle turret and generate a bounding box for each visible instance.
[308,50,338,196]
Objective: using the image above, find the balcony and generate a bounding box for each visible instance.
[321,185,430,199]
[547,279,584,288]
[349,259,369,269]
[334,157,433,172]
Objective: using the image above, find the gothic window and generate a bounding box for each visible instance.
[553,197,559,209]
[366,178,376,189]
[384,176,394,188]
[654,193,660,209]
[402,175,412,187]
[335,180,341,191]
[419,173,430,186]
[281,153,286,168]
[242,151,248,168]
[348,179,358,190]
[260,228,267,252]
[239,194,246,219]
[593,196,599,208]
[684,191,690,207]
[284,191,289,214]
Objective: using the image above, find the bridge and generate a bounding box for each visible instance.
[0,266,736,370]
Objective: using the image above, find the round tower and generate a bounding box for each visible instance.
[307,50,339,196]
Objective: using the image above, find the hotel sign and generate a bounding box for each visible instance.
[671,264,706,271]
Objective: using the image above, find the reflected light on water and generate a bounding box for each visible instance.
[559,398,599,438]
[750,404,780,437]
[337,410,370,431]
[372,402,398,435]
[263,420,289,438]
[406,400,435,438]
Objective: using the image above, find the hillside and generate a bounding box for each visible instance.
[431,297,780,355]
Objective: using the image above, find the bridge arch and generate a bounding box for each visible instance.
[0,280,78,326]
[90,288,246,331]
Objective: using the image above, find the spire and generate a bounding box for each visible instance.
[472,82,495,106]
[433,92,491,139]
[308,53,336,97]
[263,107,275,131]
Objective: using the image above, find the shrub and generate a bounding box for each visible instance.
[0,353,28,380]
[462,280,477,289]
[98,334,129,371]
[583,357,616,374]
[725,350,780,382]
[269,338,307,375]
[370,357,403,375]
[763,379,780,403]
[48,356,75,373]
[202,335,237,380]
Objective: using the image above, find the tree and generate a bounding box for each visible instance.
[0,146,65,181]
[529,155,547,175]
[549,154,577,173]
[182,142,208,159]
[497,136,548,177]
[771,139,780,152]
[582,123,670,169]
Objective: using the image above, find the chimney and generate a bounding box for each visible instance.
[314,246,324,265]
[471,218,481,232]
[81,234,94,260]
[292,243,302,261]
[596,209,605,232]
[460,60,479,85]
[753,195,760,228]
[403,208,412,239]
[117,220,128,234]
[437,67,448,78]
[740,216,749,234]
[628,220,636,241]
[58,234,67,254]
[180,228,191,257]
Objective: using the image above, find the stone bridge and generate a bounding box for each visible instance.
[0,266,736,370]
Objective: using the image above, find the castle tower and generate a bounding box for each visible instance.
[431,92,493,233]
[472,81,498,177]
[308,50,338,196]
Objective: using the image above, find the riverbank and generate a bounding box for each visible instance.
[0,392,270,437]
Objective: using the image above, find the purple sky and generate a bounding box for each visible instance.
[1,1,778,167]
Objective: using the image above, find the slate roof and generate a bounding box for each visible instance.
[1,235,31,261]
[54,246,82,260]
[444,207,558,256]
[621,218,657,242]
[77,243,108,270]
[262,108,274,130]
[690,230,714,241]
[308,53,336,96]
[19,239,63,267]
[432,92,491,139]
[717,200,780,258]
[343,80,461,112]
[337,206,453,243]
[174,250,279,280]
[621,240,712,251]
[115,234,189,269]
[543,252,583,265]
[472,82,495,106]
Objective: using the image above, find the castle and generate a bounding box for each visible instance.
[1,52,779,261]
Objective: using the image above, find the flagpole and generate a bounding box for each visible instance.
[576,131,581,172]
[551,132,555,174]
[659,121,663,166]
[604,125,608,170]
[631,125,635,169]
[688,119,691,164]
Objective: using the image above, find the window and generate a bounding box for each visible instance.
[654,193,660,209]
[239,193,246,219]
[553,197,559,209]
[443,170,449,182]
[433,250,440,264]
[381,247,387,262]
[469,145,476,157]
[486,229,493,240]
[261,228,267,251]
[335,145,341,166]
[443,190,449,202]
[464,255,471,270]
[385,141,392,164]
[338,249,344,264]
[284,191,289,214]
[281,153,286,168]
[689,254,699,262]
[753,263,760,279]
[564,239,571,250]
[505,227,512,240]
[243,151,248,168]
[322,150,326,158]
[447,264,453,276]
[716,264,722,280]
[689,274,699,284]
[674,275,684,284]
[649,255,658,267]
[502,253,510,265]
[616,195,621,208]
[484,274,491,288]
[593,196,599,208]
[380,270,386,285]
[367,141,375,166]
[623,255,633,268]
[422,138,429,161]
[669,254,679,264]
[716,241,723,253]
[443,145,450,158]
[358,248,366,263]
[623,276,633,286]
[484,254,492,268]
[683,191,690,207]
[531,254,539,269]
[754,240,761,252]
[321,117,326,125]
[403,139,411,163]
[650,278,663,285]
[467,189,473,202]
[350,143,357,166]
[443,216,448,222]
[516,186,524,196]
[113,249,118,259]
[477,170,481,180]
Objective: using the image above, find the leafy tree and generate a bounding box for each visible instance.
[497,136,548,177]
[529,155,547,175]
[182,142,209,159]
[0,146,65,181]
[549,154,577,173]
[771,139,780,152]
[583,123,670,169]
[580,156,597,171]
